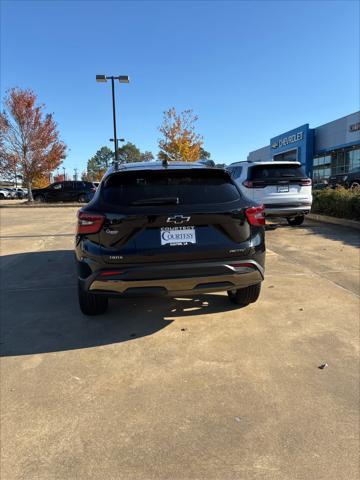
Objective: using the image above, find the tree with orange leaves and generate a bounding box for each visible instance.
[0,88,66,200]
[158,108,203,162]
[32,175,50,189]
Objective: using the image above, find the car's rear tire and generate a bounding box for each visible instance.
[78,282,108,315]
[286,215,304,226]
[227,283,261,306]
[350,181,360,190]
[0,193,5,199]
[34,195,45,203]
[78,194,87,203]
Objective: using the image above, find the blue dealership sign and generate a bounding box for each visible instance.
[270,124,314,176]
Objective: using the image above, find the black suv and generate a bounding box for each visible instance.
[75,162,266,315]
[32,181,96,203]
[328,168,360,189]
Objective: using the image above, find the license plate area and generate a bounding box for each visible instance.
[160,227,196,246]
[277,184,289,193]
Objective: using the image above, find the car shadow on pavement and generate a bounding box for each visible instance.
[0,250,240,357]
[302,219,360,247]
[266,218,360,248]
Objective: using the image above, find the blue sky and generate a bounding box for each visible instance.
[1,0,359,175]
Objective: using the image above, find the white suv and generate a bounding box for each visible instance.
[0,188,13,200]
[227,161,312,226]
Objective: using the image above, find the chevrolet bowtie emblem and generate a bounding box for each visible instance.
[166,215,191,225]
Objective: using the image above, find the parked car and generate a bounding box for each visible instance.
[3,188,16,199]
[312,181,329,191]
[12,187,27,199]
[0,188,13,200]
[75,161,266,315]
[328,167,360,190]
[4,187,25,199]
[227,161,312,226]
[32,181,96,203]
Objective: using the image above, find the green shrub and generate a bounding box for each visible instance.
[312,187,360,221]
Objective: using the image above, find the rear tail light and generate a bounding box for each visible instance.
[242,180,266,188]
[299,178,312,186]
[242,180,253,188]
[100,271,125,276]
[77,211,105,234]
[245,205,265,226]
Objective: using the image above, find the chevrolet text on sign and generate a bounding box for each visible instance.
[272,131,303,149]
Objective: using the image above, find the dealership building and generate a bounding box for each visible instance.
[247,111,360,182]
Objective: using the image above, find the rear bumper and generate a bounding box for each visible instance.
[265,204,311,217]
[80,260,264,297]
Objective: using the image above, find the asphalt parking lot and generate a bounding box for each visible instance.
[1,207,359,480]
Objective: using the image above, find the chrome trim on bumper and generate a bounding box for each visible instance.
[88,261,264,296]
[265,206,311,216]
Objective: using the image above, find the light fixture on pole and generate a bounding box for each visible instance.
[96,74,130,168]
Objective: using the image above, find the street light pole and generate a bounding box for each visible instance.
[110,77,118,165]
[96,74,129,169]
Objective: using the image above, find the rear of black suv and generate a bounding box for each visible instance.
[75,162,266,315]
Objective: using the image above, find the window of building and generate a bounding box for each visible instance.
[347,148,360,171]
[331,151,347,175]
[312,155,332,181]
[273,149,298,162]
[313,155,331,167]
[312,167,331,181]
[314,147,360,179]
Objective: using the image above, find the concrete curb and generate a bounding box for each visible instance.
[308,213,360,230]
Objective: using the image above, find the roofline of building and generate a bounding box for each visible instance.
[314,111,360,130]
[229,160,301,166]
[315,139,360,155]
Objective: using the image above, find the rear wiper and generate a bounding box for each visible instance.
[130,197,180,206]
[279,174,296,177]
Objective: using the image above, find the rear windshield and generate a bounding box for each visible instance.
[249,164,306,180]
[102,169,240,206]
